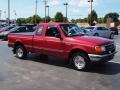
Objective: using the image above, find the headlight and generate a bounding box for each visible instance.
[95,46,106,52]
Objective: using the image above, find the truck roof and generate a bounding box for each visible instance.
[38,23,74,26]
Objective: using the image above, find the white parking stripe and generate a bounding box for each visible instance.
[109,61,120,64]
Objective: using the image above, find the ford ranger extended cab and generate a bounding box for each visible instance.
[8,23,116,70]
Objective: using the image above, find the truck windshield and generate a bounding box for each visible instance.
[60,24,84,37]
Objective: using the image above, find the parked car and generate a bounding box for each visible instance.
[0,26,14,33]
[84,26,114,39]
[0,24,8,29]
[0,26,30,40]
[20,24,37,32]
[77,25,88,35]
[110,27,119,35]
[8,23,116,70]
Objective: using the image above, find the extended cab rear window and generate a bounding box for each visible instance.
[36,26,43,36]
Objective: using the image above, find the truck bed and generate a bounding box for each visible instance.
[11,32,34,36]
[8,32,34,52]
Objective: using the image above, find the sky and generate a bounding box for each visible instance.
[0,0,120,20]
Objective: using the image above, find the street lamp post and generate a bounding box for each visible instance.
[13,10,17,25]
[46,5,49,17]
[8,0,10,25]
[44,0,47,23]
[46,5,49,22]
[4,11,6,20]
[64,3,68,22]
[88,0,93,25]
[35,0,38,24]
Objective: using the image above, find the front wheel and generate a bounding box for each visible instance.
[94,33,99,37]
[109,33,114,39]
[70,52,90,70]
[2,36,8,41]
[15,45,27,59]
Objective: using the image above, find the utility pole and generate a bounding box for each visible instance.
[13,10,17,24]
[46,5,49,17]
[64,3,68,22]
[35,0,38,24]
[88,0,93,25]
[4,11,6,20]
[8,0,10,25]
[43,0,47,23]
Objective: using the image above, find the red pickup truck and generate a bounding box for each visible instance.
[8,23,116,70]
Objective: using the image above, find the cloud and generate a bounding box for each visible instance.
[49,0,59,5]
[78,0,89,7]
[69,0,98,8]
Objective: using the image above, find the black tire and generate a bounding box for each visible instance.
[39,54,48,60]
[109,33,114,39]
[15,45,27,59]
[2,36,8,41]
[70,52,91,71]
[94,33,99,37]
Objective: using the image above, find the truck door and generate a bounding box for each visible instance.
[44,26,65,57]
[33,25,45,53]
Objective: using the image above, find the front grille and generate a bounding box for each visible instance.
[105,43,115,51]
[101,43,115,55]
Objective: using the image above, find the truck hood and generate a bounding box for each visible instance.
[72,36,113,46]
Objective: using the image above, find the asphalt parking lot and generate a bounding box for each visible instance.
[0,36,120,90]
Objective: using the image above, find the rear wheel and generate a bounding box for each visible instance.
[70,52,90,70]
[15,45,27,59]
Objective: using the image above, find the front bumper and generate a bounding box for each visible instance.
[88,51,117,62]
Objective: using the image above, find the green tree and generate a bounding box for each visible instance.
[16,18,26,25]
[98,17,104,23]
[71,18,88,23]
[71,19,76,23]
[46,16,51,22]
[88,10,98,25]
[104,12,119,23]
[26,16,33,24]
[54,12,64,22]
[32,15,41,23]
[26,15,42,24]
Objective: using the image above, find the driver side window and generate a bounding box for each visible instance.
[45,26,61,38]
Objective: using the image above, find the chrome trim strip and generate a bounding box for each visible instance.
[43,48,64,53]
[65,42,94,47]
[88,51,117,58]
[25,45,64,53]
